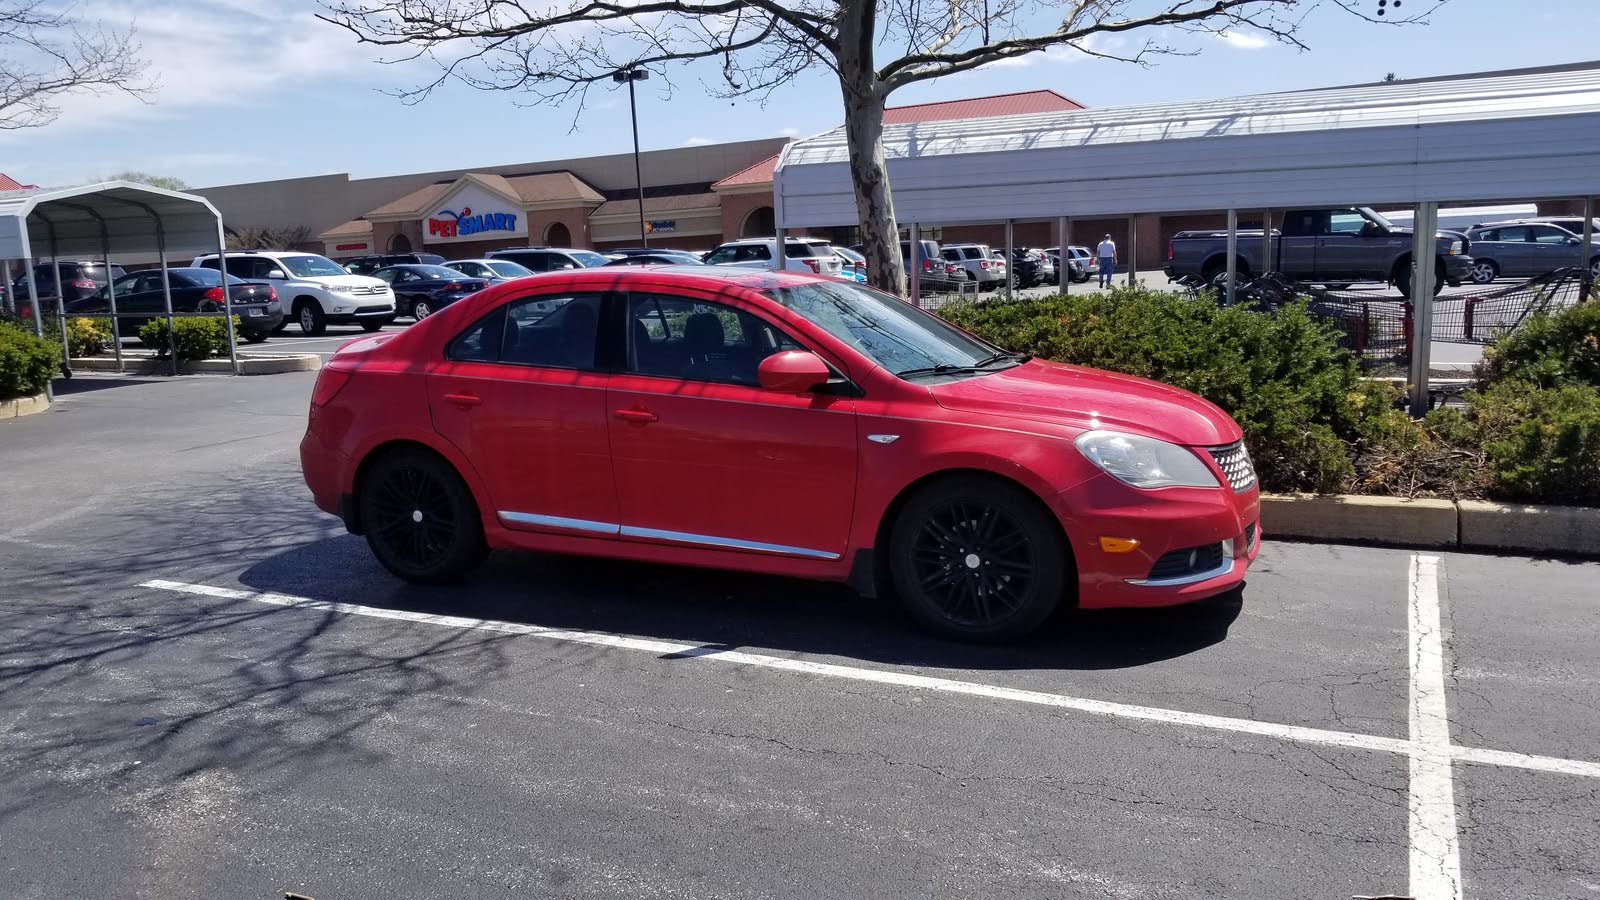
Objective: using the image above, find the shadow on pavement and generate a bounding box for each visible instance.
[49,375,171,396]
[237,535,1245,674]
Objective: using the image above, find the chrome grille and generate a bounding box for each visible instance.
[1208,441,1257,492]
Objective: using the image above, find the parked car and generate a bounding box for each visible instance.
[10,261,127,318]
[1530,217,1600,239]
[345,253,446,276]
[301,268,1260,643]
[1048,246,1096,282]
[191,250,395,335]
[444,258,537,284]
[941,243,1008,290]
[484,247,610,272]
[371,264,489,320]
[1460,221,1600,283]
[1012,248,1056,287]
[1165,207,1473,298]
[65,267,282,342]
[871,239,968,292]
[601,251,707,267]
[704,237,845,276]
[831,246,868,282]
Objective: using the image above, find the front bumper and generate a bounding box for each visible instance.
[1441,254,1474,284]
[1058,474,1261,609]
[326,303,395,324]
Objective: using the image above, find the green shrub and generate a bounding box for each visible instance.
[138,316,239,361]
[1467,381,1600,505]
[1476,300,1600,389]
[0,325,61,400]
[64,317,114,357]
[939,287,1382,492]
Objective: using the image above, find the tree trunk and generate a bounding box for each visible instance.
[841,86,905,296]
[834,0,904,297]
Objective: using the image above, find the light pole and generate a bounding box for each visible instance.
[613,68,650,247]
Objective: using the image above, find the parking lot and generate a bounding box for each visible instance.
[1,372,1595,898]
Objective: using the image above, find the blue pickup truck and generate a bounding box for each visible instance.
[1164,207,1474,297]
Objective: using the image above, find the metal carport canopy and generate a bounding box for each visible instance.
[0,181,224,260]
[772,62,1600,227]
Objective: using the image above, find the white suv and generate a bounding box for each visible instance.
[704,238,844,277]
[191,251,395,335]
[940,243,1008,290]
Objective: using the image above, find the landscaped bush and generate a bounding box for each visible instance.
[1476,300,1600,389]
[64,317,114,357]
[0,321,61,400]
[138,316,239,361]
[939,287,1388,492]
[1427,381,1600,506]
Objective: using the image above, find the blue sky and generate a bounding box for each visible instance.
[2,0,1597,189]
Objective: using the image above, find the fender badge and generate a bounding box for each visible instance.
[867,434,900,444]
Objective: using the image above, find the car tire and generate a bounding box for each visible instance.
[271,320,290,334]
[1393,260,1445,299]
[360,319,386,333]
[242,330,270,344]
[412,298,433,320]
[358,447,488,584]
[887,474,1069,643]
[295,299,327,336]
[1324,283,1354,291]
[1468,261,1498,285]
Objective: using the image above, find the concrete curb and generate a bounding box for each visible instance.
[69,354,320,376]
[1261,494,1458,547]
[1263,492,1600,557]
[0,391,49,419]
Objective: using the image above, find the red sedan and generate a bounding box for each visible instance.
[301,267,1260,641]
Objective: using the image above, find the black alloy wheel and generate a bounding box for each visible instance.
[888,476,1067,642]
[359,449,486,583]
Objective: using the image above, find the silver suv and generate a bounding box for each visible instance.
[191,250,395,335]
[484,247,610,272]
[704,238,844,276]
[940,243,1008,290]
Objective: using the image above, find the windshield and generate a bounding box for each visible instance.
[834,247,865,263]
[764,281,1010,378]
[485,260,533,278]
[568,251,609,268]
[1360,207,1397,230]
[279,254,351,278]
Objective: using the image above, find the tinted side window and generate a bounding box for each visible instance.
[197,258,221,271]
[501,293,602,369]
[1497,226,1530,243]
[223,258,256,278]
[1328,211,1366,235]
[1532,226,1572,244]
[1475,229,1499,242]
[625,293,799,385]
[448,306,507,363]
[1281,211,1322,236]
[704,246,739,265]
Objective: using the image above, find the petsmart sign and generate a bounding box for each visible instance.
[422,183,528,244]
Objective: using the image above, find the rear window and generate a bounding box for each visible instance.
[786,242,828,258]
[961,248,983,259]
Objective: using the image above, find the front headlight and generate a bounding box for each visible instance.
[1074,430,1221,489]
[1449,240,1464,255]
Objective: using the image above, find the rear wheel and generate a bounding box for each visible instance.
[358,448,487,584]
[888,475,1068,642]
[412,298,433,320]
[360,319,387,333]
[242,330,270,344]
[1468,260,1498,285]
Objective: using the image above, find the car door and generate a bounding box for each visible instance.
[1528,224,1581,276]
[425,290,619,539]
[1314,209,1370,280]
[605,289,858,561]
[1491,226,1532,276]
[1277,210,1323,276]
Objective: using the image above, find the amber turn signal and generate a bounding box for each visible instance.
[1098,536,1141,553]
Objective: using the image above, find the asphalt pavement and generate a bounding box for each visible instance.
[2,373,1595,899]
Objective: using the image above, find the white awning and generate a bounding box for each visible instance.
[774,63,1600,227]
[0,181,224,260]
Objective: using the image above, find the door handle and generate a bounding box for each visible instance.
[614,408,658,424]
[443,392,482,408]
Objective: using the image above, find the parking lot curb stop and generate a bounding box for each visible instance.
[1457,499,1600,557]
[0,391,48,419]
[69,355,321,376]
[1260,493,1458,548]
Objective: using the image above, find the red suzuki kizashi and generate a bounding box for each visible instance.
[301,267,1260,641]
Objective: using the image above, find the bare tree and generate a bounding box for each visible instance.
[1,1,149,131]
[226,224,316,251]
[320,0,1441,293]
[108,171,188,191]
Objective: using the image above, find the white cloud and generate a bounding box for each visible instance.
[683,136,714,146]
[778,127,800,137]
[0,0,396,140]
[1217,30,1271,50]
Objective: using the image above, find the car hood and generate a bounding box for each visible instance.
[301,274,387,288]
[929,359,1242,446]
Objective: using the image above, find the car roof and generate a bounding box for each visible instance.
[490,265,827,290]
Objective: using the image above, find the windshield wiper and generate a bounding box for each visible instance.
[971,351,1030,367]
[895,352,1029,380]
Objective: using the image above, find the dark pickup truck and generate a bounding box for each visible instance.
[1164,207,1474,297]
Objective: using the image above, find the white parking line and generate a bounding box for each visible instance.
[1408,554,1462,900]
[138,578,1600,785]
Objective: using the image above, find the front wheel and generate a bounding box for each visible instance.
[1468,260,1498,285]
[296,300,327,336]
[887,475,1068,642]
[360,319,387,333]
[358,448,487,584]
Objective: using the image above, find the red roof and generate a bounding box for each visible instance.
[882,89,1083,124]
[713,90,1084,190]
[0,172,33,191]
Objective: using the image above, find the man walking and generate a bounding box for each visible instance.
[1097,233,1118,288]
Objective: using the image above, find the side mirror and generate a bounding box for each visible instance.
[758,350,831,393]
[266,268,286,279]
[1568,237,1583,246]
[1360,222,1382,237]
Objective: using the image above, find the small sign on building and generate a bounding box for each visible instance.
[646,220,677,234]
